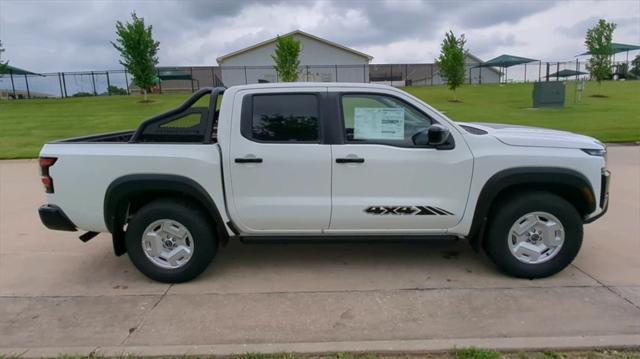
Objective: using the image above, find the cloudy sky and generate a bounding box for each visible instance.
[1,0,638,72]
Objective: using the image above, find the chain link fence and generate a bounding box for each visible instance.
[1,60,632,100]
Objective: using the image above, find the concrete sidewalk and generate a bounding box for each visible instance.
[1,146,639,357]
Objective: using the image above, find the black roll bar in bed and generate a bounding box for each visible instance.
[129,87,226,143]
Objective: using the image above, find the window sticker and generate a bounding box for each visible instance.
[353,107,404,140]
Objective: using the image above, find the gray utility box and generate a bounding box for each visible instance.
[533,81,565,108]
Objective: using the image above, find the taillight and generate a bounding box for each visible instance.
[39,157,57,193]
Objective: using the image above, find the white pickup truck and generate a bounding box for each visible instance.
[38,83,609,283]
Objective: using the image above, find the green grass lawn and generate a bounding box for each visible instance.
[0,80,638,159]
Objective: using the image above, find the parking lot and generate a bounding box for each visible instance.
[1,145,639,356]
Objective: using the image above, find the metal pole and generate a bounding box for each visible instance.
[210,66,215,87]
[524,63,527,83]
[479,66,482,84]
[106,71,111,95]
[390,65,393,86]
[362,64,365,83]
[190,67,195,92]
[468,66,471,84]
[538,61,542,82]
[157,68,162,94]
[405,64,408,85]
[24,74,30,98]
[9,69,16,98]
[430,64,433,86]
[575,59,579,82]
[62,72,68,97]
[58,72,64,98]
[335,64,338,82]
[546,62,550,82]
[308,65,310,82]
[425,64,428,86]
[505,67,508,84]
[91,71,97,95]
[124,69,130,94]
[244,66,248,84]
[556,62,560,81]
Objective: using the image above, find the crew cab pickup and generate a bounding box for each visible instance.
[38,83,609,283]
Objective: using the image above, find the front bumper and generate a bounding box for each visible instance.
[38,204,77,231]
[584,169,610,224]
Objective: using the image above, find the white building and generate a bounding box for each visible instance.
[216,30,373,86]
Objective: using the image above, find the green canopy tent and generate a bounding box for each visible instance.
[0,65,41,99]
[473,54,539,83]
[577,42,640,74]
[547,69,588,79]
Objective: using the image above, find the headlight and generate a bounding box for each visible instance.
[582,148,607,157]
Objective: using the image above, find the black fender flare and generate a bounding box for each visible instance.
[104,174,230,255]
[467,167,595,250]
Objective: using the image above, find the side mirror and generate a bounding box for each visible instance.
[412,124,450,146]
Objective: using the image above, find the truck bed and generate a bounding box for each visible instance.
[56,130,135,143]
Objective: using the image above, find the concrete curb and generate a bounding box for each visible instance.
[2,335,640,358]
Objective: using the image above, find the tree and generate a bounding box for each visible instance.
[585,19,616,91]
[271,35,301,82]
[0,40,8,74]
[436,31,467,101]
[111,12,160,101]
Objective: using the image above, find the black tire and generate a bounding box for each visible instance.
[125,198,217,283]
[484,191,583,278]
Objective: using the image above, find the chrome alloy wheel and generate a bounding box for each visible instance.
[507,211,565,264]
[141,219,194,269]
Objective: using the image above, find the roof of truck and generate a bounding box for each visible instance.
[228,82,397,91]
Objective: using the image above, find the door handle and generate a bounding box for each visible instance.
[235,157,263,163]
[336,157,365,164]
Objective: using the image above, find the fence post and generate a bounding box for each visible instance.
[124,69,130,94]
[90,71,97,95]
[58,72,64,98]
[430,65,434,86]
[61,72,68,97]
[24,74,31,99]
[524,63,527,83]
[106,71,111,95]
[405,64,408,85]
[546,62,550,82]
[157,68,162,94]
[538,61,542,82]
[362,64,365,83]
[335,64,338,82]
[479,67,482,84]
[244,66,248,84]
[9,69,16,98]
[210,67,215,87]
[556,62,560,81]
[468,67,471,84]
[575,59,579,81]
[390,65,393,86]
[190,67,195,92]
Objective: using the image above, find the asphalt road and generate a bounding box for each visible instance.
[1,146,639,356]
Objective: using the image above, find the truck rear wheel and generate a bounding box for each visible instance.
[125,199,217,283]
[484,191,583,278]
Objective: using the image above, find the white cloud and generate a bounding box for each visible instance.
[0,0,637,72]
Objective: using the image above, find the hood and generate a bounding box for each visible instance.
[458,122,604,150]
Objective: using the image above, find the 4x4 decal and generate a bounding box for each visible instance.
[364,206,454,215]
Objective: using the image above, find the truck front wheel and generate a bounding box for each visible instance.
[484,191,583,278]
[125,199,217,283]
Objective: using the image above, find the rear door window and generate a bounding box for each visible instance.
[247,94,320,142]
